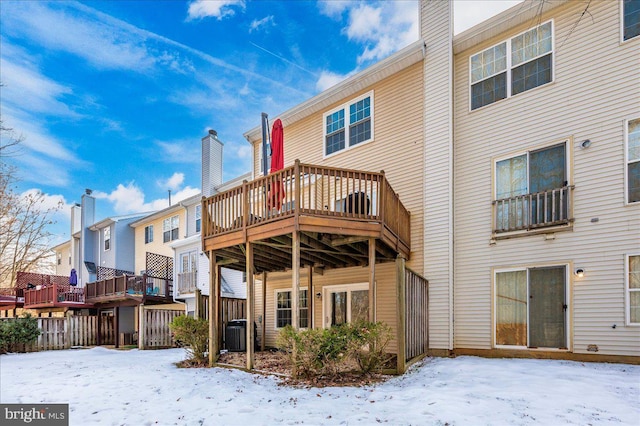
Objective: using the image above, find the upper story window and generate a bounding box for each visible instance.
[57,252,62,265]
[471,21,553,110]
[163,215,179,243]
[275,288,308,329]
[627,254,640,325]
[626,117,640,203]
[623,0,640,41]
[323,92,373,156]
[494,141,571,233]
[104,227,111,251]
[195,205,202,233]
[144,225,153,244]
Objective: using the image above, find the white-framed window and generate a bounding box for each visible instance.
[323,91,374,156]
[275,288,308,329]
[494,265,568,349]
[57,252,62,265]
[494,141,570,233]
[626,117,640,203]
[163,215,179,243]
[323,283,370,328]
[623,0,640,41]
[104,226,111,251]
[144,225,153,244]
[470,20,553,110]
[195,205,202,233]
[626,254,640,325]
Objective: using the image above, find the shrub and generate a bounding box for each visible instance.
[348,321,393,374]
[276,321,392,378]
[0,314,41,353]
[169,315,208,364]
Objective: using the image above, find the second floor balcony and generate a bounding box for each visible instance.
[24,285,93,309]
[176,271,197,295]
[85,274,173,305]
[493,186,574,235]
[202,161,411,273]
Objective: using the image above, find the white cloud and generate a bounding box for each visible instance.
[94,182,200,215]
[249,15,275,33]
[187,0,245,21]
[155,140,201,165]
[344,2,419,64]
[158,173,185,191]
[317,0,352,19]
[19,189,70,216]
[1,2,155,72]
[315,70,353,92]
[0,54,78,119]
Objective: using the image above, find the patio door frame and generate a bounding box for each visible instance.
[493,263,570,350]
[322,282,370,329]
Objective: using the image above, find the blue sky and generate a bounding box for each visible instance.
[0,0,521,244]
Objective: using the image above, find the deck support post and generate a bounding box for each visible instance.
[307,265,313,329]
[208,251,218,366]
[114,306,120,348]
[261,271,267,351]
[369,238,376,323]
[246,243,255,370]
[292,231,300,331]
[396,256,407,374]
[97,308,102,346]
[138,304,145,350]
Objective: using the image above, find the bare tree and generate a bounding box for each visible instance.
[0,120,61,288]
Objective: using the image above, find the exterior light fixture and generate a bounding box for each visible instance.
[574,268,585,278]
[580,139,591,149]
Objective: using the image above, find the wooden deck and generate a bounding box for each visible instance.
[202,161,411,272]
[23,285,94,309]
[85,274,173,306]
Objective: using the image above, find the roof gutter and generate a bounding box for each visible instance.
[243,39,426,143]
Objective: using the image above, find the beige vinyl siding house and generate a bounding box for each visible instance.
[201,0,638,366]
[53,240,72,277]
[131,205,187,275]
[452,0,640,356]
[242,48,426,353]
[421,0,454,352]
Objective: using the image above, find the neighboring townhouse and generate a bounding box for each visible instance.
[52,240,72,278]
[166,131,248,317]
[451,0,640,359]
[201,0,639,371]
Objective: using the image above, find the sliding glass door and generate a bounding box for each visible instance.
[495,265,567,349]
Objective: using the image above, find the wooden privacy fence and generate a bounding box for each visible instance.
[196,294,247,348]
[140,309,184,349]
[405,267,429,362]
[0,316,115,352]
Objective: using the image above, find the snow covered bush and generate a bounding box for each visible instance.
[348,321,393,374]
[276,322,392,378]
[169,315,208,365]
[0,314,40,353]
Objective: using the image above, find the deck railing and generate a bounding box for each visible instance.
[85,274,173,300]
[24,285,86,307]
[493,186,574,233]
[177,272,197,294]
[203,161,410,246]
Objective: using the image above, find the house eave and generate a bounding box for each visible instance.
[243,39,426,143]
[453,0,568,54]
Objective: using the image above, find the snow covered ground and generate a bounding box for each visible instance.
[1,347,638,425]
